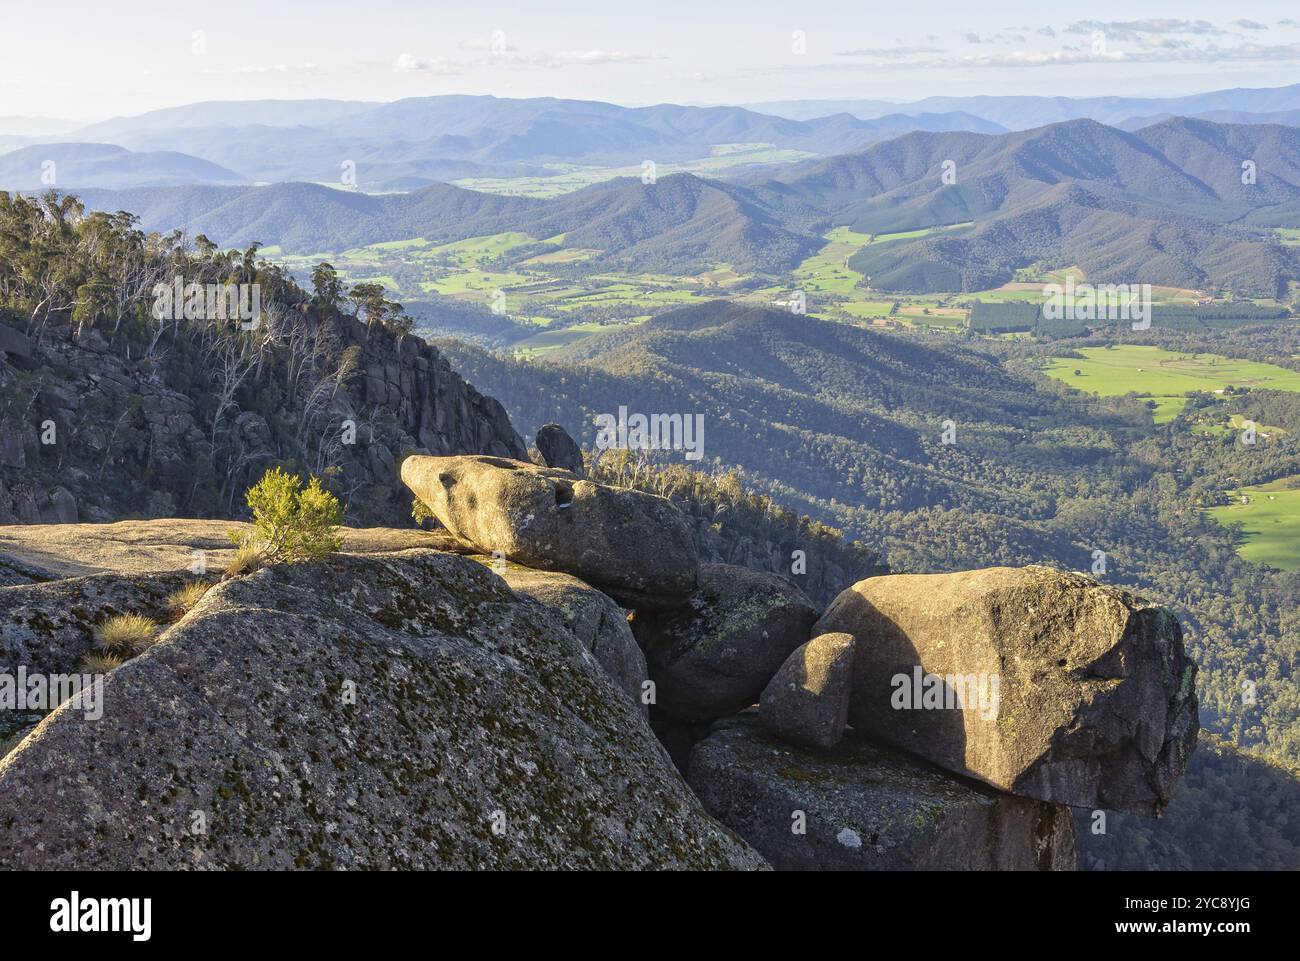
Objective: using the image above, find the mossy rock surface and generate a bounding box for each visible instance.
[0,570,190,676]
[0,548,766,870]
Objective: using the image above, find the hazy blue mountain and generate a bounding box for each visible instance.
[1121,108,1300,131]
[74,181,537,251]
[70,99,382,139]
[779,118,1300,295]
[73,173,816,272]
[52,95,1009,185]
[780,118,1300,228]
[0,142,247,190]
[747,82,1300,130]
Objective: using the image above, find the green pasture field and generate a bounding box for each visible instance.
[1207,477,1300,570]
[452,143,816,198]
[1043,345,1300,423]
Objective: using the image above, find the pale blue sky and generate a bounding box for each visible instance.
[4,0,1300,121]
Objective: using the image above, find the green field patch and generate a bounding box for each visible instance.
[454,145,816,198]
[423,232,536,267]
[968,279,1202,306]
[870,222,973,245]
[795,227,873,295]
[423,270,534,301]
[369,237,435,251]
[1043,345,1300,424]
[1207,478,1300,570]
[1228,413,1288,437]
[841,300,897,319]
[521,248,601,265]
[1274,227,1300,246]
[898,308,966,328]
[514,321,630,357]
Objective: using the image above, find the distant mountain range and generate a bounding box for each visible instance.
[68,116,1300,294]
[1118,108,1300,131]
[745,83,1300,129]
[0,143,246,190]
[7,83,1300,190]
[1,96,1007,189]
[780,117,1300,295]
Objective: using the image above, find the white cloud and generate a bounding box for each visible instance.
[459,35,518,53]
[545,50,656,66]
[837,46,944,58]
[209,63,319,76]
[757,38,1300,73]
[1065,19,1221,40]
[393,53,456,73]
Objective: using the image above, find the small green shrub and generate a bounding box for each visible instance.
[411,497,435,526]
[94,613,161,655]
[244,467,343,563]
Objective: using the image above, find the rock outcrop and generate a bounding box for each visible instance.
[0,309,525,528]
[494,564,648,716]
[535,424,585,477]
[402,454,699,606]
[0,549,766,870]
[815,566,1198,815]
[688,714,1077,871]
[633,564,820,722]
[759,632,855,751]
[0,518,466,579]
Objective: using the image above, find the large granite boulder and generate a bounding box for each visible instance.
[633,564,820,722]
[688,714,1077,871]
[760,632,855,750]
[535,424,585,477]
[401,454,699,606]
[495,564,648,717]
[815,566,1198,816]
[0,549,766,870]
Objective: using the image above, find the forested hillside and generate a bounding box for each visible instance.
[440,300,1300,869]
[0,191,524,531]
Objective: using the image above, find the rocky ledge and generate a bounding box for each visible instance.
[0,447,1199,870]
[0,547,762,870]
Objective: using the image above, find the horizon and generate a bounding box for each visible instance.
[6,77,1300,131]
[4,1,1300,123]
